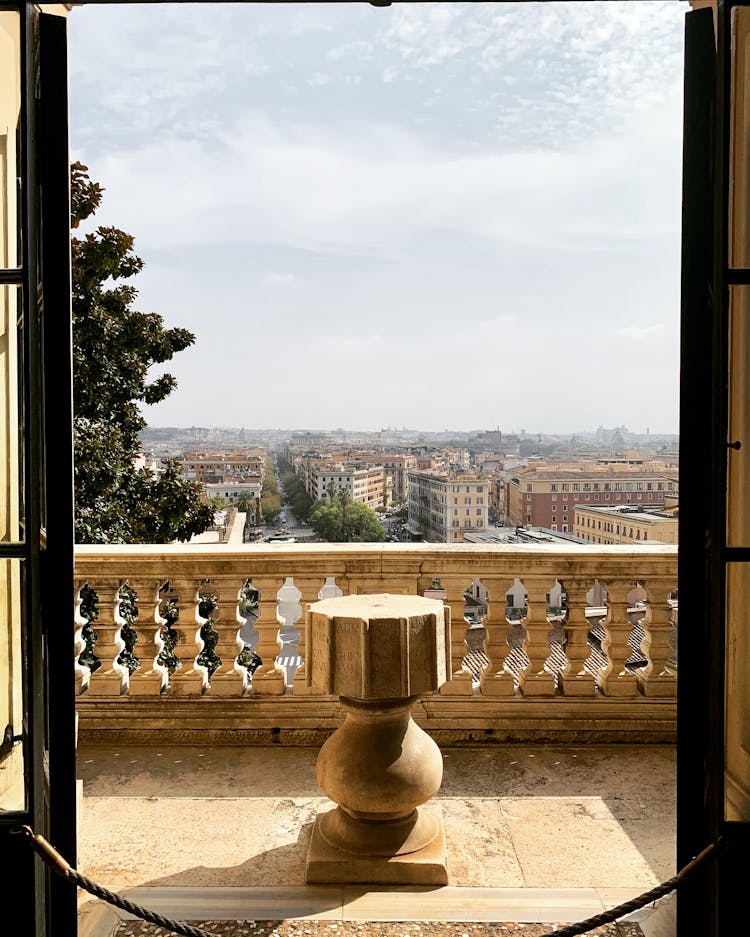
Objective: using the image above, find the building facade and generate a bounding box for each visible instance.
[505,461,679,533]
[310,463,387,510]
[408,471,490,543]
[573,504,679,545]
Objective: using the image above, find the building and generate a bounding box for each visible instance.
[181,448,266,483]
[203,476,262,523]
[505,461,679,533]
[309,462,388,511]
[356,452,417,503]
[573,504,679,545]
[408,471,489,542]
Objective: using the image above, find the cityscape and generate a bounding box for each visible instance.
[138,423,679,548]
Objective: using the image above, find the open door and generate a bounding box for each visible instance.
[679,2,750,934]
[0,6,76,935]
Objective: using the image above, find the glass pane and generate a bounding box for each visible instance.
[727,286,750,545]
[725,563,750,821]
[0,284,22,543]
[0,8,22,544]
[0,8,21,271]
[729,8,750,269]
[0,556,24,813]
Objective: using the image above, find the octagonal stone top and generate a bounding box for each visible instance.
[304,593,451,700]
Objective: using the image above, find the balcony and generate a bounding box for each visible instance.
[74,543,677,934]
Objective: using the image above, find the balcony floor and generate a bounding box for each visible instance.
[76,742,675,937]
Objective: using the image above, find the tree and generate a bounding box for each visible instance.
[260,455,282,523]
[71,162,213,543]
[308,491,386,543]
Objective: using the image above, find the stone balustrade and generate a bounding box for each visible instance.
[73,542,678,744]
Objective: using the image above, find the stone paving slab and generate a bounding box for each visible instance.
[77,743,676,894]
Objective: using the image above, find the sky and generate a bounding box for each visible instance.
[68,1,686,435]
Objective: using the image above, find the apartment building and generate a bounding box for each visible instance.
[309,462,388,510]
[181,448,265,483]
[355,453,417,503]
[574,504,678,545]
[203,476,262,521]
[407,471,489,543]
[505,461,678,533]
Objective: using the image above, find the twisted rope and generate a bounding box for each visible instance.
[544,838,721,936]
[14,825,721,937]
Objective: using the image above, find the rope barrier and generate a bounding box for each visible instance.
[13,824,722,937]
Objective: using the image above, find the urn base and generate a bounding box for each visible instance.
[305,802,448,885]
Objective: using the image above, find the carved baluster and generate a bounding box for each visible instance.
[125,578,162,696]
[74,580,94,695]
[290,576,326,695]
[205,578,244,697]
[166,578,205,696]
[636,577,678,697]
[599,580,638,696]
[479,575,514,697]
[518,577,556,696]
[250,574,285,695]
[86,579,125,697]
[558,579,595,696]
[436,576,472,695]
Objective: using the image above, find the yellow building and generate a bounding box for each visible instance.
[407,471,489,543]
[573,504,679,545]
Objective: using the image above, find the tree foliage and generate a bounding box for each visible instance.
[280,470,314,521]
[260,456,282,523]
[72,162,213,543]
[308,493,386,543]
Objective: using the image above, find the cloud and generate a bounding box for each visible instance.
[616,324,666,341]
[69,1,684,434]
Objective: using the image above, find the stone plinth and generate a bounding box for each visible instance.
[304,593,450,885]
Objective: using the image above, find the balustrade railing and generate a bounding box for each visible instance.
[73,543,678,742]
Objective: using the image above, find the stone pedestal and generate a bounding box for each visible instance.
[304,593,450,885]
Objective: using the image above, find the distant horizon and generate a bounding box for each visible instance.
[141,423,679,439]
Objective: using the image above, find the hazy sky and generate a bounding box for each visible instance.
[68,1,686,435]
